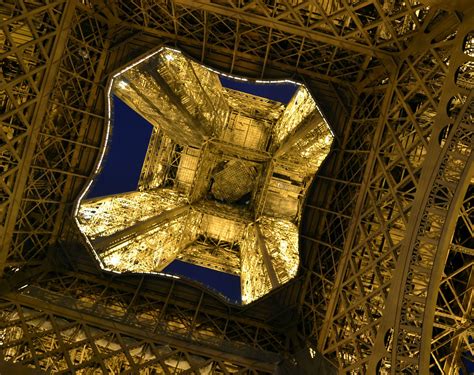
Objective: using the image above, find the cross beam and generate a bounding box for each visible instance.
[173,0,395,60]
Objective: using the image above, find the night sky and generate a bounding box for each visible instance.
[87,96,152,198]
[87,77,297,303]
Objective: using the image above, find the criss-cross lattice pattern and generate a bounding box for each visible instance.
[0,1,472,373]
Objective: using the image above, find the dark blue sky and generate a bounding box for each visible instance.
[87,95,152,198]
[87,77,297,302]
[164,260,241,303]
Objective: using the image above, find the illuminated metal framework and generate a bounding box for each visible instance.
[0,0,472,373]
[76,47,333,305]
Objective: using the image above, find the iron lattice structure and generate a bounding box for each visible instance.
[0,0,473,373]
[75,48,332,305]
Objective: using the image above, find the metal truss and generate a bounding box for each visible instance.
[429,186,474,374]
[1,1,108,271]
[1,0,473,373]
[300,6,473,373]
[0,272,277,373]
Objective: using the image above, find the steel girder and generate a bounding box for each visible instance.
[0,0,472,373]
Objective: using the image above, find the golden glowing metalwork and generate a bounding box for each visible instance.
[77,47,333,304]
[77,190,187,240]
[240,218,299,304]
[240,224,271,305]
[258,216,299,285]
[273,86,316,145]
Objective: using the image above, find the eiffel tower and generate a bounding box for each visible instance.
[0,1,472,374]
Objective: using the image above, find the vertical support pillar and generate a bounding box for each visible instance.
[144,66,210,139]
[274,110,325,158]
[255,223,281,288]
[93,205,191,251]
